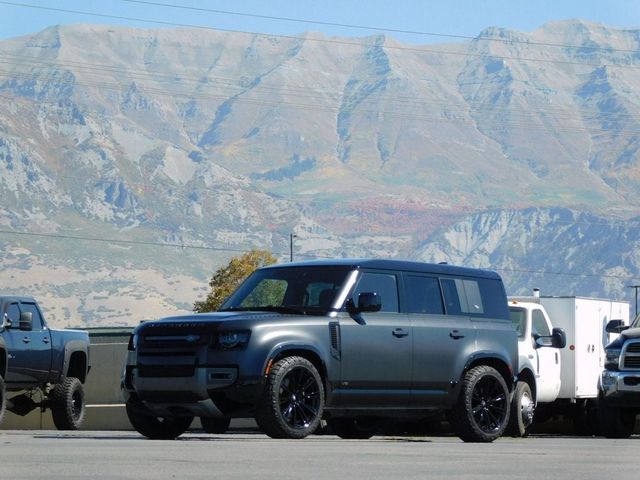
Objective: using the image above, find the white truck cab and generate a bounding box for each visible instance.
[508,296,565,436]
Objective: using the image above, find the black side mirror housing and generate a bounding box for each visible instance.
[19,311,33,331]
[535,327,566,349]
[605,319,628,334]
[348,292,382,314]
[551,327,566,348]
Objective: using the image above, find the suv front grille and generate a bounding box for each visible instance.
[621,340,640,371]
[138,365,195,378]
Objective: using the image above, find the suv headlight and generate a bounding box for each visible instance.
[216,330,251,350]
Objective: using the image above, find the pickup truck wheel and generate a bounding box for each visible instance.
[507,381,534,437]
[255,356,324,439]
[450,365,510,443]
[598,392,635,439]
[50,377,85,430]
[0,376,6,425]
[200,416,231,434]
[326,417,377,439]
[126,401,193,439]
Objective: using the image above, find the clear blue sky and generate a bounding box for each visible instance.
[0,0,638,43]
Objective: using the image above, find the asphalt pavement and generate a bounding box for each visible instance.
[0,430,637,480]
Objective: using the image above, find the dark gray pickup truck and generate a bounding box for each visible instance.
[123,259,517,442]
[0,296,90,429]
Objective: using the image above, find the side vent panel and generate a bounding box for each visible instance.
[329,321,341,360]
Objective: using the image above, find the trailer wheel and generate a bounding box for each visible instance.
[126,400,193,439]
[50,377,85,430]
[0,376,6,425]
[507,381,534,437]
[449,365,510,442]
[598,392,635,439]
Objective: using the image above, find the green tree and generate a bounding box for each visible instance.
[193,249,277,313]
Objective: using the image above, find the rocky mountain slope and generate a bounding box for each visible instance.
[0,20,639,325]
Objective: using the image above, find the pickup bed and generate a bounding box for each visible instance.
[0,296,90,429]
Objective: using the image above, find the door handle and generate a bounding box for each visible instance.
[43,337,50,344]
[392,328,409,338]
[449,330,465,340]
[22,337,31,344]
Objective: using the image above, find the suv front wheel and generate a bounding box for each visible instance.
[450,365,510,442]
[255,356,324,439]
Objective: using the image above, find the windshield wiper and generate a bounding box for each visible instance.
[219,305,328,315]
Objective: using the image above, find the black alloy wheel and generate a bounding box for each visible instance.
[256,356,325,439]
[471,374,509,434]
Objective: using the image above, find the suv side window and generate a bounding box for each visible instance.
[20,302,44,330]
[440,278,465,315]
[531,310,550,337]
[353,272,399,313]
[405,275,444,314]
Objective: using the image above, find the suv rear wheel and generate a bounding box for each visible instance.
[255,356,324,439]
[450,365,510,442]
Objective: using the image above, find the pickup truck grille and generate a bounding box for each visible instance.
[621,340,640,370]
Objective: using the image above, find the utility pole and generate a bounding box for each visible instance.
[289,233,297,262]
[628,285,640,317]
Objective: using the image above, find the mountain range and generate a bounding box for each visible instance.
[0,20,639,326]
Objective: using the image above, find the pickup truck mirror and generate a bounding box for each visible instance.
[347,292,382,314]
[550,327,566,348]
[19,311,33,331]
[605,319,628,334]
[535,327,566,349]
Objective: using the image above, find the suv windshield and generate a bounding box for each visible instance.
[631,313,640,329]
[219,266,352,315]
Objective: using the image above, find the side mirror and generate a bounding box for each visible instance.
[348,292,382,313]
[535,327,566,349]
[605,319,628,334]
[550,327,566,348]
[19,311,33,331]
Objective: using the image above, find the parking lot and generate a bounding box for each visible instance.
[1,430,638,480]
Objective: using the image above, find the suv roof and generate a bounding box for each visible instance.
[265,258,502,280]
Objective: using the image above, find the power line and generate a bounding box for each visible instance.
[1,228,639,281]
[1,1,639,71]
[122,0,640,55]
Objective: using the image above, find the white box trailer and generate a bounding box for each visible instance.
[537,296,629,401]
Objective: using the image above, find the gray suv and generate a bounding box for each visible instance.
[122,259,517,442]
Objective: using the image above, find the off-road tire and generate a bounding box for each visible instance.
[507,381,534,437]
[326,417,377,439]
[255,356,324,439]
[0,376,6,425]
[126,400,193,439]
[598,392,635,439]
[50,377,85,430]
[449,365,510,443]
[200,416,231,434]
